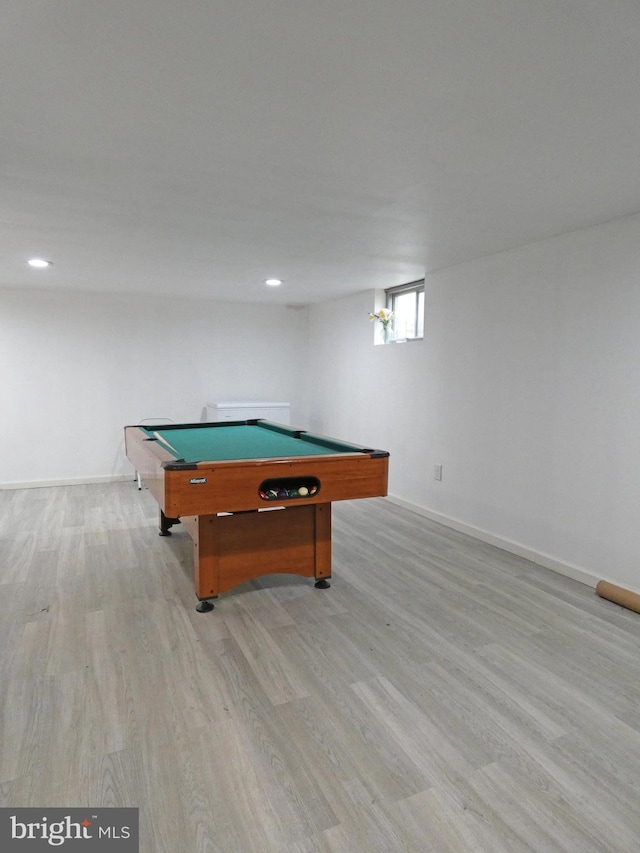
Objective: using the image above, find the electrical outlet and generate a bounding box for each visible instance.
[434,464,443,481]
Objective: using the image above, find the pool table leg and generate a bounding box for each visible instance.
[159,509,180,536]
[183,503,332,610]
[313,502,332,589]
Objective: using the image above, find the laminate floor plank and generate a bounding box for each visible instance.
[2,483,640,851]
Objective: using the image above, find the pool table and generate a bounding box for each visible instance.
[124,419,389,610]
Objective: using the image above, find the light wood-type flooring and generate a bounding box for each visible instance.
[1,482,640,852]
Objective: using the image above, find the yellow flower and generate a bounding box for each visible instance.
[368,309,394,327]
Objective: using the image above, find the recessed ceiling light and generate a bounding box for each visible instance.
[28,258,52,268]
[264,278,283,286]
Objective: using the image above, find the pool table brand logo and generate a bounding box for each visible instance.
[1,808,138,850]
[189,476,207,484]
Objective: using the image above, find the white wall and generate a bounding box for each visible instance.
[307,214,640,595]
[0,289,309,485]
[4,213,640,595]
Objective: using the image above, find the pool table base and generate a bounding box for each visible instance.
[159,503,332,610]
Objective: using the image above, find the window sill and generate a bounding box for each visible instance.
[375,336,424,346]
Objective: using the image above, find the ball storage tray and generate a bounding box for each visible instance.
[259,476,320,501]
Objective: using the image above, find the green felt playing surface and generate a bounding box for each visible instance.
[141,423,363,462]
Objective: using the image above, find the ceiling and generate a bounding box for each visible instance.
[2,0,640,305]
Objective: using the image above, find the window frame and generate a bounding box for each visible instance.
[385,279,425,342]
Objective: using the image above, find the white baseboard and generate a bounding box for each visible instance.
[386,494,599,589]
[0,474,132,490]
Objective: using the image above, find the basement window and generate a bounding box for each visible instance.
[386,279,424,342]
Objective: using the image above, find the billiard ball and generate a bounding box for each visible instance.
[298,486,309,496]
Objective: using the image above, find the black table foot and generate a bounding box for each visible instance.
[160,510,180,536]
[196,599,215,612]
[314,579,331,589]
